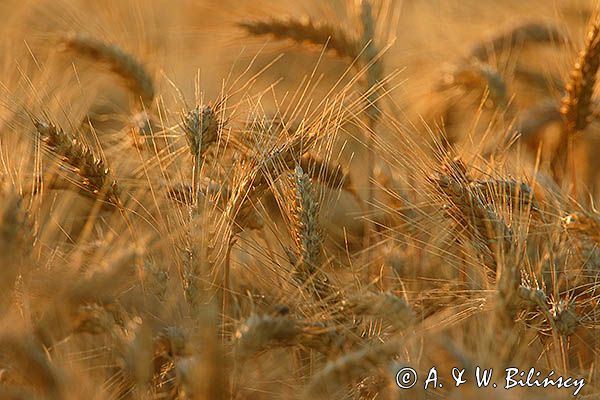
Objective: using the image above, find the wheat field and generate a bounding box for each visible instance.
[0,0,600,399]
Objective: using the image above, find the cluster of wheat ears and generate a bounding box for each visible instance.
[1,0,600,399]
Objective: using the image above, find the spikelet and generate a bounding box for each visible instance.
[220,133,319,319]
[238,17,359,60]
[470,179,539,212]
[61,32,155,108]
[518,286,580,336]
[518,285,550,310]
[297,321,347,356]
[181,104,220,205]
[245,121,356,196]
[433,161,522,321]
[34,120,120,206]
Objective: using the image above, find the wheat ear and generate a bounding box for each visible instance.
[221,131,318,326]
[299,153,357,198]
[553,13,600,186]
[518,286,579,336]
[561,15,600,133]
[434,163,521,325]
[181,104,220,204]
[227,128,318,232]
[343,291,415,330]
[61,32,155,108]
[517,101,562,143]
[433,173,513,272]
[34,119,120,206]
[302,340,398,399]
[234,314,346,360]
[238,17,359,60]
[290,165,332,300]
[469,21,564,61]
[438,61,508,108]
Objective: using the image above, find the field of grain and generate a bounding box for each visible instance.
[1,0,600,399]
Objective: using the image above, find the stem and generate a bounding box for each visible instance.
[192,154,202,206]
[364,116,377,281]
[222,233,235,342]
[567,135,577,199]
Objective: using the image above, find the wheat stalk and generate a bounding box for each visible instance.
[0,188,33,313]
[358,0,384,271]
